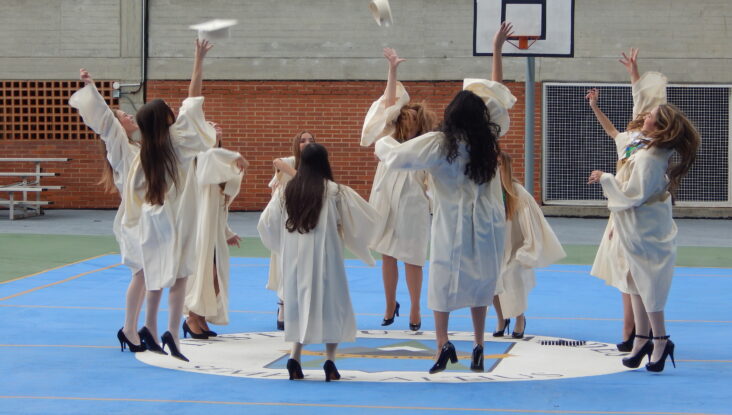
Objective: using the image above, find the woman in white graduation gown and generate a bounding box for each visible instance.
[588,49,668,352]
[69,69,146,352]
[258,143,379,382]
[492,152,566,338]
[122,39,217,361]
[376,22,516,375]
[266,131,316,330]
[588,51,700,372]
[361,48,437,331]
[183,127,248,339]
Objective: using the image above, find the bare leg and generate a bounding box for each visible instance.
[492,295,505,331]
[144,289,163,340]
[167,277,187,349]
[622,293,635,341]
[186,311,206,334]
[404,263,423,325]
[470,306,487,347]
[325,343,338,361]
[434,310,450,356]
[647,310,668,362]
[199,263,219,332]
[514,313,525,333]
[122,270,146,344]
[381,254,398,319]
[629,294,651,355]
[290,342,303,361]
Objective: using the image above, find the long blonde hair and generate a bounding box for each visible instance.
[646,104,700,196]
[393,101,437,142]
[292,130,316,170]
[498,152,519,221]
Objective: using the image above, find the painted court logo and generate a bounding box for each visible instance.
[136,330,632,383]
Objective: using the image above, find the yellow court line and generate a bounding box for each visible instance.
[0,252,118,285]
[0,263,121,302]
[0,344,117,349]
[0,396,727,415]
[0,304,730,324]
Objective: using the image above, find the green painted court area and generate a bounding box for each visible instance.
[2,233,731,283]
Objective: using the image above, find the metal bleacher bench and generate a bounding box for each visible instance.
[0,158,69,220]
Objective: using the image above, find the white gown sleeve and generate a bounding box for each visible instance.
[632,72,667,119]
[171,96,217,156]
[513,186,567,268]
[337,185,380,266]
[375,131,444,171]
[69,84,134,179]
[361,81,410,147]
[257,189,284,254]
[600,150,669,212]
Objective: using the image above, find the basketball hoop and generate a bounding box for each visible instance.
[508,36,540,50]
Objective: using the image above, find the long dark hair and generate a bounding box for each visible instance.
[440,90,500,185]
[284,143,334,234]
[136,99,178,205]
[646,104,700,196]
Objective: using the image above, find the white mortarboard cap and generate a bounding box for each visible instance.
[189,19,238,41]
[369,0,393,27]
[462,78,518,136]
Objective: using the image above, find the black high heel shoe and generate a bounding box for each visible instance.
[492,319,510,337]
[286,358,304,380]
[470,344,484,372]
[277,301,285,331]
[646,336,676,372]
[616,327,635,352]
[323,360,341,382]
[204,329,217,337]
[381,301,400,326]
[429,341,458,374]
[182,320,209,340]
[161,331,189,362]
[512,317,526,339]
[117,328,146,352]
[409,321,422,331]
[138,326,167,355]
[621,334,653,368]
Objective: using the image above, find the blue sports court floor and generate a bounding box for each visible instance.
[0,252,730,415]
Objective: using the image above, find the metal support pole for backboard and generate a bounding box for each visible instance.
[524,56,535,196]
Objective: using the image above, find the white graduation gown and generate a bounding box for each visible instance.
[184,148,243,325]
[69,84,142,272]
[496,183,566,318]
[376,132,506,312]
[265,156,296,296]
[591,72,668,292]
[361,82,431,265]
[122,97,216,290]
[257,181,379,344]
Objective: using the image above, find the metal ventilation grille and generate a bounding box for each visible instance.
[0,80,117,140]
[543,83,731,207]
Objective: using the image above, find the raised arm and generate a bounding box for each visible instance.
[383,48,406,107]
[619,48,640,84]
[273,158,297,177]
[492,22,513,82]
[585,88,619,138]
[188,39,213,98]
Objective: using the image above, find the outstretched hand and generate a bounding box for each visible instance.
[194,38,214,61]
[235,156,249,172]
[585,88,599,107]
[493,21,514,48]
[226,234,242,248]
[619,48,639,74]
[79,68,93,85]
[383,48,406,68]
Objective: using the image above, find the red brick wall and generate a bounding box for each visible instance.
[1,80,542,210]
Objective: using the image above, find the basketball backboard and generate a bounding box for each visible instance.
[473,0,574,57]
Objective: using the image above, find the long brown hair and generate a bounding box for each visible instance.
[440,90,500,185]
[645,104,700,196]
[393,102,437,142]
[98,140,117,194]
[284,143,334,234]
[498,152,519,220]
[136,99,178,206]
[291,131,316,170]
